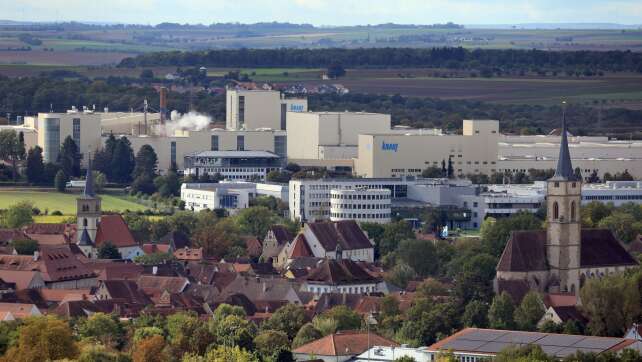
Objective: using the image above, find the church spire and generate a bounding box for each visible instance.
[84,152,95,197]
[552,101,577,181]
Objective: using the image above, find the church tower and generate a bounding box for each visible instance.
[546,103,582,294]
[76,153,101,257]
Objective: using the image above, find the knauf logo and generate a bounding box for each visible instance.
[381,141,398,152]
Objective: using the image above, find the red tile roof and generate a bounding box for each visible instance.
[0,246,95,282]
[0,229,29,243]
[307,220,373,251]
[245,237,263,257]
[305,259,379,285]
[142,243,171,255]
[289,234,313,258]
[95,215,137,248]
[138,275,189,294]
[174,247,203,261]
[293,330,398,356]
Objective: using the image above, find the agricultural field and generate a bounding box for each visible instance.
[0,190,149,215]
[1,25,642,66]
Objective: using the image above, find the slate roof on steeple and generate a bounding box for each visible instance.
[78,228,94,246]
[550,105,578,181]
[83,152,95,197]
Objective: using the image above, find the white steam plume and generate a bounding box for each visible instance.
[157,111,211,135]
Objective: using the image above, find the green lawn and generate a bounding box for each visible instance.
[0,190,149,214]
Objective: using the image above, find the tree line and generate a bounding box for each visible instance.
[2,75,642,135]
[118,47,642,73]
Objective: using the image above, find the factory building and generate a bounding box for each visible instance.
[286,111,391,170]
[226,88,307,130]
[124,128,286,172]
[354,120,500,178]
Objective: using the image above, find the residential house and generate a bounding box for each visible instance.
[261,225,294,262]
[0,302,42,320]
[295,221,374,263]
[95,280,151,305]
[0,246,97,289]
[292,330,398,362]
[0,270,45,290]
[174,247,203,262]
[303,258,382,296]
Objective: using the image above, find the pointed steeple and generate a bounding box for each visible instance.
[78,228,94,246]
[551,101,578,181]
[84,152,95,197]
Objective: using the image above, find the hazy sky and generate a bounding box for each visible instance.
[2,0,641,26]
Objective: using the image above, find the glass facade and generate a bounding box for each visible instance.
[238,96,245,127]
[43,118,60,163]
[211,135,219,151]
[72,118,81,147]
[237,135,245,151]
[274,135,286,159]
[170,141,176,167]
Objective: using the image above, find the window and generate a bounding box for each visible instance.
[554,182,560,188]
[211,135,219,151]
[274,135,286,158]
[237,135,245,151]
[553,202,559,219]
[571,201,576,221]
[238,96,245,127]
[170,141,176,167]
[72,118,81,146]
[280,103,287,130]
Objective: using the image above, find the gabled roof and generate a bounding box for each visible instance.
[101,280,151,304]
[95,215,137,248]
[0,229,29,243]
[245,237,262,257]
[293,330,398,356]
[307,220,373,251]
[313,292,363,315]
[496,279,532,304]
[159,230,190,249]
[497,229,638,273]
[138,275,189,294]
[219,275,301,303]
[305,259,379,285]
[268,225,294,245]
[0,302,41,319]
[0,270,42,290]
[543,293,577,308]
[0,246,97,282]
[86,260,144,281]
[549,305,588,324]
[289,234,313,258]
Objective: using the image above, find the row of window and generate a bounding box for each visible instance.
[331,193,390,200]
[331,203,389,210]
[331,212,391,219]
[584,194,642,200]
[308,284,376,294]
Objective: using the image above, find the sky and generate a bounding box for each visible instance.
[1,0,641,26]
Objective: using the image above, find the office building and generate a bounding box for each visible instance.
[582,181,642,205]
[289,177,475,223]
[354,120,500,178]
[181,181,288,213]
[330,188,392,224]
[226,88,307,130]
[183,150,282,181]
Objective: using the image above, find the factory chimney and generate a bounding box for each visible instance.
[159,87,168,125]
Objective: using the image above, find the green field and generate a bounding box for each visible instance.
[0,190,149,214]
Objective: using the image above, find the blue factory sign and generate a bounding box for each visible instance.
[381,141,398,152]
[290,104,304,112]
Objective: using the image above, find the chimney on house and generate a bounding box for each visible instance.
[152,266,158,275]
[33,250,40,261]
